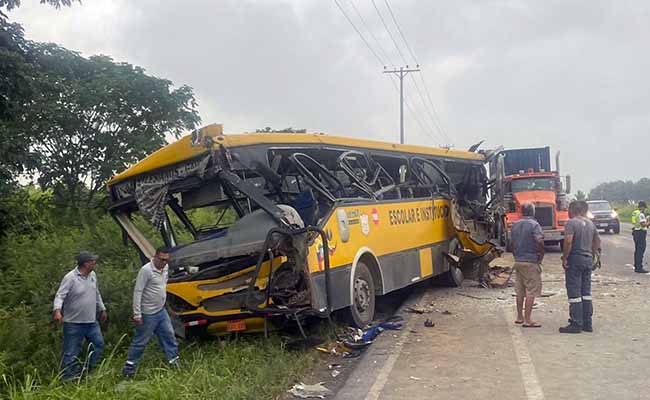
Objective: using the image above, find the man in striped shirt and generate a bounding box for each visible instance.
[53,251,107,380]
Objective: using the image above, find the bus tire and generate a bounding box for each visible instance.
[349,261,376,328]
[443,239,464,287]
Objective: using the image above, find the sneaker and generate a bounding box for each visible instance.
[582,325,593,333]
[559,324,582,334]
[122,361,136,378]
[168,357,181,370]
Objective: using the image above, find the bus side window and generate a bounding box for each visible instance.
[370,154,409,200]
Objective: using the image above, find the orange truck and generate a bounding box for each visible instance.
[491,147,571,250]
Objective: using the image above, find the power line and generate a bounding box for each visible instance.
[372,0,447,144]
[348,0,392,67]
[333,0,385,66]
[370,0,408,65]
[382,0,453,146]
[383,0,419,63]
[333,0,440,144]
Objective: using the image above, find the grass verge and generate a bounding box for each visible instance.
[1,335,316,400]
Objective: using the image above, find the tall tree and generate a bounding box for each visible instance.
[17,44,201,207]
[574,190,587,201]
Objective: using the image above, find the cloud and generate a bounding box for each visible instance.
[9,0,650,192]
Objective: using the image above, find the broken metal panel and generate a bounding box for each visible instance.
[169,205,304,269]
[114,213,155,259]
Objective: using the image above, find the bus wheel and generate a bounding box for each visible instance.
[350,261,376,328]
[443,239,464,287]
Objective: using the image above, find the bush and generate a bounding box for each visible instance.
[0,198,315,399]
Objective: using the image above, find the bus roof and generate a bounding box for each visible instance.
[108,128,485,185]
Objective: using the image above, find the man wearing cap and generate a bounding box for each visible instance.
[53,251,107,380]
[632,201,649,273]
[122,247,179,377]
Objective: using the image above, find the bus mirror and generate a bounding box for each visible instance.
[336,209,350,243]
[398,165,407,184]
[565,175,572,194]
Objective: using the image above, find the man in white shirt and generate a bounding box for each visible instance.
[122,247,179,377]
[53,251,108,380]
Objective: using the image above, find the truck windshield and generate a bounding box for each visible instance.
[510,178,555,192]
[588,202,611,211]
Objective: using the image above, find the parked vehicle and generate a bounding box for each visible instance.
[586,200,620,234]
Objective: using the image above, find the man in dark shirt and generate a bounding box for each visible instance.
[511,203,545,328]
[560,201,601,334]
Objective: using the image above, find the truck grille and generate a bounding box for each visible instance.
[535,206,554,228]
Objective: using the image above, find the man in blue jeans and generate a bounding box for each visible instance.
[560,201,601,334]
[53,251,108,380]
[122,247,179,377]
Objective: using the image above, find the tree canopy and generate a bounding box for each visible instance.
[1,18,201,208]
[588,178,650,203]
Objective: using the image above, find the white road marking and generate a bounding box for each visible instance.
[504,307,546,400]
[363,307,417,400]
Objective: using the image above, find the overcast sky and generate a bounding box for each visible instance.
[9,0,650,193]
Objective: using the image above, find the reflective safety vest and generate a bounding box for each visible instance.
[632,209,647,231]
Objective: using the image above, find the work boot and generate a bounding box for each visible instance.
[582,325,593,333]
[635,269,650,274]
[559,323,582,334]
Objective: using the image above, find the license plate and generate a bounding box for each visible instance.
[227,319,247,332]
[598,223,608,227]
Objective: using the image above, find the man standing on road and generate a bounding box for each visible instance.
[632,201,649,273]
[53,251,107,380]
[122,247,179,377]
[511,203,545,328]
[560,201,601,334]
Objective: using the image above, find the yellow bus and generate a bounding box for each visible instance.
[107,124,498,336]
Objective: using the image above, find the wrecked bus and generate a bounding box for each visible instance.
[107,124,499,337]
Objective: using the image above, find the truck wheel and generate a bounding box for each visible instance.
[614,224,620,234]
[349,261,375,328]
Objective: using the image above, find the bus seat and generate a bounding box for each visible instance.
[292,189,318,226]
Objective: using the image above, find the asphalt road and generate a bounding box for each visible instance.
[332,223,650,400]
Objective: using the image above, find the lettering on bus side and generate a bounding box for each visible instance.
[388,204,450,226]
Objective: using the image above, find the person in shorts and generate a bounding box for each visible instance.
[511,203,545,328]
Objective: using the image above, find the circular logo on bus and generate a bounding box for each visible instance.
[371,208,380,225]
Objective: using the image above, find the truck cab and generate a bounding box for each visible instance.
[503,171,570,247]
[491,146,571,249]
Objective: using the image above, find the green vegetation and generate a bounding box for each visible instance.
[1,4,315,398]
[588,178,650,204]
[0,190,316,399]
[613,203,635,223]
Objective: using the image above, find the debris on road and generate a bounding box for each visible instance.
[424,319,435,328]
[457,293,491,300]
[288,382,332,399]
[479,266,514,288]
[409,376,422,381]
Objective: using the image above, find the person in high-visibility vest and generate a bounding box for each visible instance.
[631,201,649,273]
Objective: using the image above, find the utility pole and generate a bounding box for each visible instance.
[383,66,420,144]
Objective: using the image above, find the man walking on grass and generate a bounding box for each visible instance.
[560,200,601,334]
[122,247,179,377]
[53,251,107,380]
[511,203,545,328]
